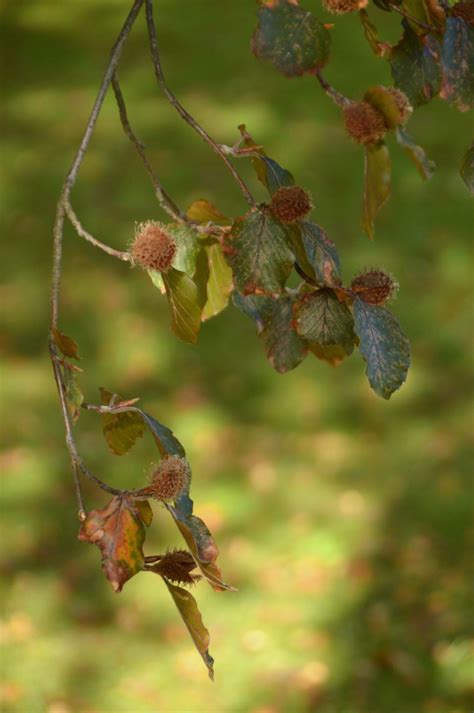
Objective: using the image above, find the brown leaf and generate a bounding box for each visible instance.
[78,495,146,592]
[52,327,81,360]
[163,579,215,680]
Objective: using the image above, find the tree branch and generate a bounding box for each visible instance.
[111,73,189,224]
[144,0,255,207]
[49,0,145,510]
[388,3,439,32]
[315,69,350,108]
[64,201,131,262]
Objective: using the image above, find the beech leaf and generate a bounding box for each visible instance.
[163,579,215,680]
[353,298,410,399]
[440,17,474,112]
[298,221,341,285]
[390,24,441,107]
[52,327,81,360]
[252,0,331,77]
[224,208,294,296]
[62,365,83,423]
[99,388,145,456]
[359,9,391,58]
[233,292,308,373]
[162,268,203,344]
[395,127,436,180]
[78,495,146,592]
[202,242,234,321]
[167,494,233,592]
[293,288,355,360]
[186,199,228,225]
[362,141,391,240]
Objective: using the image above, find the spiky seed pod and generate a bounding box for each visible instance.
[131,221,176,273]
[269,186,312,224]
[149,456,191,502]
[323,0,366,14]
[351,269,398,305]
[153,550,199,586]
[343,101,387,145]
[452,1,474,25]
[385,87,413,126]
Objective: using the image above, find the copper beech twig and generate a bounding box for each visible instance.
[144,0,255,207]
[50,0,256,510]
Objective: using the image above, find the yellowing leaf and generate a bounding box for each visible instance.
[163,580,215,680]
[361,141,391,240]
[78,495,146,592]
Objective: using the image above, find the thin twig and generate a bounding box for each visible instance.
[144,0,255,207]
[388,3,438,32]
[50,0,145,509]
[65,201,131,262]
[111,73,189,223]
[315,69,350,108]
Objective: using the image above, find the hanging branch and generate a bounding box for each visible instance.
[111,73,189,224]
[144,0,255,207]
[49,0,145,511]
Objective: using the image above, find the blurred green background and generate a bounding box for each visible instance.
[1,1,473,711]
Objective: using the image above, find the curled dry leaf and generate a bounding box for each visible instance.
[78,495,147,592]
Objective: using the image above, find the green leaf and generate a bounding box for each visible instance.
[390,24,441,107]
[97,390,186,459]
[135,499,153,527]
[186,199,229,225]
[293,289,355,359]
[298,221,341,285]
[460,142,474,194]
[440,17,474,112]
[362,141,391,240]
[78,495,146,592]
[252,0,331,77]
[52,327,80,360]
[62,365,83,423]
[99,388,145,456]
[233,292,308,373]
[202,242,234,320]
[162,268,203,344]
[359,9,391,57]
[395,127,436,180]
[163,580,214,680]
[353,298,410,399]
[224,208,294,296]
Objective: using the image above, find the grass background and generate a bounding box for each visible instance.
[1,1,473,711]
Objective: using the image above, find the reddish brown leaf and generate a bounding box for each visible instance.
[78,495,146,592]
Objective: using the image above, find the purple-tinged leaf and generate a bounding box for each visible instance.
[353,298,410,399]
[233,292,308,373]
[390,24,441,107]
[293,288,355,362]
[440,16,474,111]
[252,0,331,77]
[224,208,294,296]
